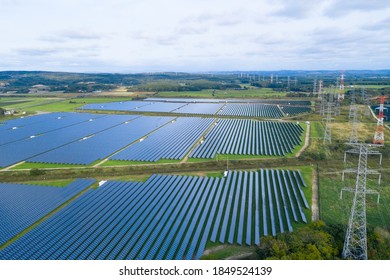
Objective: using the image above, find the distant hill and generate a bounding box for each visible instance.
[0,70,389,94]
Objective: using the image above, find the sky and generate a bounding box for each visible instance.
[0,0,389,72]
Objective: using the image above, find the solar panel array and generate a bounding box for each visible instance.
[0,170,308,260]
[0,179,94,245]
[0,113,80,132]
[0,112,104,146]
[0,111,305,167]
[172,103,224,115]
[281,106,311,116]
[28,116,174,165]
[190,119,303,158]
[112,117,214,162]
[81,99,310,118]
[0,113,146,167]
[81,101,151,111]
[145,98,311,106]
[217,103,283,118]
[81,101,187,113]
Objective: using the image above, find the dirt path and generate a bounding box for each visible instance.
[296,123,310,158]
[311,167,319,221]
[202,245,227,256]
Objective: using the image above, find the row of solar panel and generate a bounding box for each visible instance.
[145,98,311,106]
[0,179,95,245]
[80,100,310,118]
[190,119,303,158]
[0,113,146,167]
[281,106,312,116]
[29,116,174,165]
[0,170,308,260]
[112,117,214,162]
[0,113,178,167]
[1,112,304,166]
[218,103,283,118]
[0,112,105,146]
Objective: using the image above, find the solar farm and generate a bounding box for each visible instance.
[80,99,311,118]
[0,96,314,260]
[2,69,390,263]
[0,170,309,260]
[0,111,305,166]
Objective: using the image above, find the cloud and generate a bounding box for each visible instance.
[132,32,179,46]
[40,30,103,43]
[14,48,62,56]
[175,25,208,36]
[181,10,244,27]
[0,0,21,6]
[269,0,318,19]
[324,0,390,17]
[363,18,390,31]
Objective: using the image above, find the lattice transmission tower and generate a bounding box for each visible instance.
[338,70,345,100]
[318,80,326,116]
[323,92,333,144]
[349,89,356,118]
[349,105,359,144]
[373,95,388,145]
[341,143,382,260]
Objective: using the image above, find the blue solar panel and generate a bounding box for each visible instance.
[28,116,173,165]
[219,171,237,243]
[254,170,260,245]
[236,171,247,245]
[0,112,103,146]
[218,103,283,118]
[228,171,242,244]
[0,169,309,260]
[175,178,211,260]
[0,179,94,246]
[190,119,303,158]
[112,117,214,162]
[173,103,223,115]
[270,170,284,234]
[145,98,311,106]
[82,98,310,117]
[0,113,142,167]
[246,172,254,245]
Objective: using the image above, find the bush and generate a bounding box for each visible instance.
[255,221,340,260]
[30,168,45,176]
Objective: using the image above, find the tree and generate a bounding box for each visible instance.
[0,107,5,115]
[255,221,340,260]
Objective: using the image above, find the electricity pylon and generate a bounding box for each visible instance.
[323,93,333,144]
[342,143,382,260]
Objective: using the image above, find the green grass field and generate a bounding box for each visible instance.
[100,159,182,166]
[11,162,85,170]
[318,172,390,229]
[353,85,390,89]
[26,97,133,112]
[0,98,66,110]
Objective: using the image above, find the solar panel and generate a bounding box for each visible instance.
[0,169,309,260]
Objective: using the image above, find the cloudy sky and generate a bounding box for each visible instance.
[0,0,389,72]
